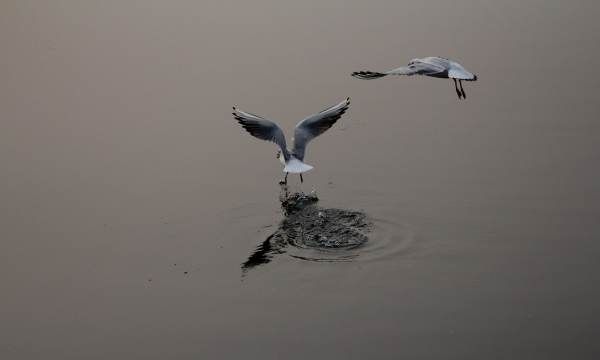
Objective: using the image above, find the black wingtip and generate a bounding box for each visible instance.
[351,71,386,80]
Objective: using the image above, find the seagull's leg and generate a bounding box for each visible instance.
[279,172,288,185]
[300,174,304,183]
[459,80,466,99]
[453,78,462,99]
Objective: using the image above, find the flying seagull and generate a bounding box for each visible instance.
[233,97,350,184]
[352,57,478,99]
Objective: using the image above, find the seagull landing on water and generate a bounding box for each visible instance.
[233,98,350,185]
[352,57,478,99]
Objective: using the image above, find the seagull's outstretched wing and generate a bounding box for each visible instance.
[292,97,350,161]
[233,106,290,160]
[352,59,446,79]
[387,60,446,76]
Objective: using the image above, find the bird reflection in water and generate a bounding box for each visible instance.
[241,183,295,274]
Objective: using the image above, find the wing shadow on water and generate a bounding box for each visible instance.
[241,184,371,276]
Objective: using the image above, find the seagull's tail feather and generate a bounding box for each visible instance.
[284,158,314,174]
[351,70,388,80]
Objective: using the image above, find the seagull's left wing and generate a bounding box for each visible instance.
[233,106,290,161]
[292,97,350,161]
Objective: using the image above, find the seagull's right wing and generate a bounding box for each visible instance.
[352,59,446,79]
[292,97,350,161]
[387,61,446,76]
[233,106,290,160]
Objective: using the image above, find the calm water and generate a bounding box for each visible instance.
[2,1,600,359]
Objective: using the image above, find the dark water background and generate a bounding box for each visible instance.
[2,1,600,359]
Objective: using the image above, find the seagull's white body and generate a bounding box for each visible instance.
[282,157,313,174]
[352,56,477,99]
[275,140,313,173]
[233,98,350,182]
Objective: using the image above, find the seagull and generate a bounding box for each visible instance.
[352,56,478,99]
[233,97,350,184]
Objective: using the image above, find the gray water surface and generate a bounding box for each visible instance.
[2,1,600,359]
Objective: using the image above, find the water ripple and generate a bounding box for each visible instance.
[241,192,415,273]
